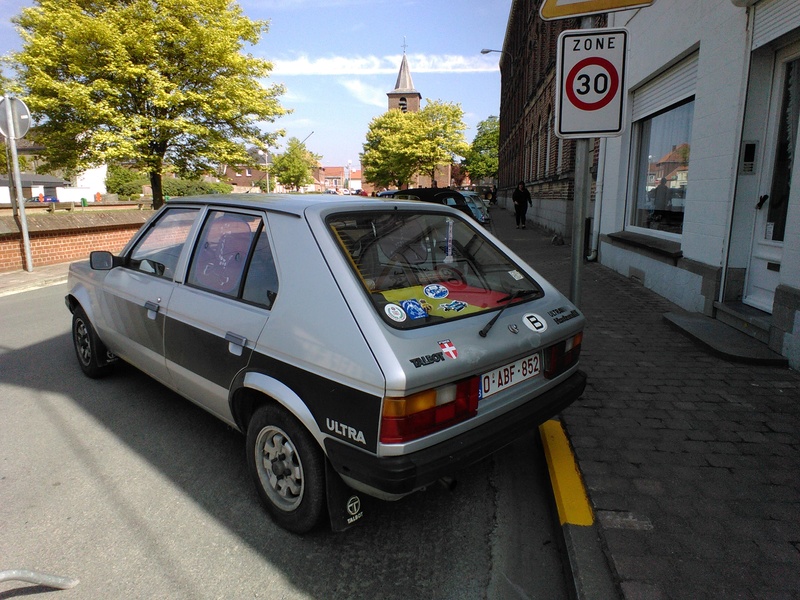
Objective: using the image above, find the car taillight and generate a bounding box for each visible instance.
[380,376,480,444]
[543,332,583,379]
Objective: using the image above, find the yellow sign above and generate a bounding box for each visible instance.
[540,0,655,20]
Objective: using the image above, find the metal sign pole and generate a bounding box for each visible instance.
[571,135,592,307]
[3,135,16,216]
[3,95,34,272]
[568,15,595,308]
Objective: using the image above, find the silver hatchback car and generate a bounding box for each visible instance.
[66,194,586,533]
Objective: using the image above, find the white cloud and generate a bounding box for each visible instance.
[271,53,499,76]
[339,79,386,107]
[278,87,309,103]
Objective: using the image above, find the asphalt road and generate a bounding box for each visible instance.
[1,283,569,600]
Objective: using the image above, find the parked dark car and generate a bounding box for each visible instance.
[384,188,476,220]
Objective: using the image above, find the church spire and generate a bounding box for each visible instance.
[393,53,417,93]
[387,40,422,113]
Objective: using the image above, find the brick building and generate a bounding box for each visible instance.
[496,5,604,236]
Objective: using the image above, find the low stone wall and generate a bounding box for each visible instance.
[0,208,153,273]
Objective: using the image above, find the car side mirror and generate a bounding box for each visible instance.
[90,250,116,270]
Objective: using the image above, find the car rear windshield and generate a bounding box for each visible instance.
[327,210,544,329]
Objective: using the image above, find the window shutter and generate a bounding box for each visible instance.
[753,0,800,51]
[632,53,698,122]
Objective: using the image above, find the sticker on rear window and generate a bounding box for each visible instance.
[440,300,468,312]
[509,269,524,281]
[385,304,407,322]
[401,299,428,320]
[424,284,449,299]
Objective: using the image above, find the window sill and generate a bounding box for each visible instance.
[605,231,683,264]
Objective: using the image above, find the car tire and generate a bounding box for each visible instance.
[246,404,326,534]
[72,306,114,379]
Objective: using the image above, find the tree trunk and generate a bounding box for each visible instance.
[150,171,164,210]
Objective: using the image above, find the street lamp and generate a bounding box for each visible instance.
[257,149,270,193]
[481,48,515,64]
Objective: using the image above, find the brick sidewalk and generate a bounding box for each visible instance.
[491,205,800,599]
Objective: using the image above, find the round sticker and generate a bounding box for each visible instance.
[523,313,548,333]
[385,304,407,322]
[423,284,449,299]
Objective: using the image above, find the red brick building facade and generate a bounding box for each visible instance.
[498,4,604,237]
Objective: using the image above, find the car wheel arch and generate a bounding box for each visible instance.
[230,371,325,448]
[65,290,93,319]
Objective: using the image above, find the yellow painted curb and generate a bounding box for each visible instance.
[540,419,594,526]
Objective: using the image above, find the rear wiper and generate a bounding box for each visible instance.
[497,289,538,303]
[479,289,537,337]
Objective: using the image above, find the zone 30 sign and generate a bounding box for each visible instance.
[555,27,628,138]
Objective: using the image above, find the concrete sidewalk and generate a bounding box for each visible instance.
[2,206,799,599]
[0,261,73,297]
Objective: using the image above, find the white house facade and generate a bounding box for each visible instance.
[594,0,800,368]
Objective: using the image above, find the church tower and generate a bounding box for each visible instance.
[387,52,421,113]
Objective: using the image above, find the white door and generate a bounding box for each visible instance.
[744,42,800,312]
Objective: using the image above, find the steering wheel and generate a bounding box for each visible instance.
[435,264,466,287]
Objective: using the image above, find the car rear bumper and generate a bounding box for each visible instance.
[324,369,587,498]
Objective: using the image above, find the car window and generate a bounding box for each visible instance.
[242,228,279,309]
[129,208,199,279]
[187,211,260,297]
[327,210,544,329]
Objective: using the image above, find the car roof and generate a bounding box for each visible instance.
[157,193,463,218]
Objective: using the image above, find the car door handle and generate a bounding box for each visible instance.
[225,332,248,357]
[145,300,160,320]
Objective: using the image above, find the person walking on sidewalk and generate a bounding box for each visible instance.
[512,181,532,229]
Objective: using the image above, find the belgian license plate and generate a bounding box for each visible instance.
[479,353,541,399]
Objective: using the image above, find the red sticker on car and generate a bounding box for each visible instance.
[438,339,458,359]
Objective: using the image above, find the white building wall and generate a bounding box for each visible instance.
[601,241,706,312]
[75,165,107,196]
[678,5,749,264]
[601,0,750,285]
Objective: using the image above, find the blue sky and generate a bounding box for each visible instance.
[0,0,512,170]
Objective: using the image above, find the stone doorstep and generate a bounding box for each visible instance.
[663,311,788,367]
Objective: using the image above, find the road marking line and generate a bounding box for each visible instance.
[540,419,594,526]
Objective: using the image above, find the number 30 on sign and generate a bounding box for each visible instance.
[555,27,628,139]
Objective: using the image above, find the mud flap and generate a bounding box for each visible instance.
[325,460,367,532]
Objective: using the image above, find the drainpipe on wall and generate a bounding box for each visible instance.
[586,137,606,262]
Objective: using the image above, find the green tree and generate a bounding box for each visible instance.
[11,0,286,209]
[462,116,499,182]
[361,100,468,189]
[271,137,320,191]
[361,110,420,189]
[105,164,143,195]
[415,100,469,181]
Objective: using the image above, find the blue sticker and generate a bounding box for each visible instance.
[424,284,449,299]
[401,299,428,320]
[440,300,467,312]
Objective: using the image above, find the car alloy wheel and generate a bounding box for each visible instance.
[246,404,326,533]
